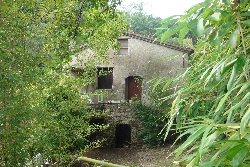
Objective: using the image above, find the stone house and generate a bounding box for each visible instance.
[71,32,193,147]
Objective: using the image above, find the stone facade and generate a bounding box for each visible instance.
[71,32,193,147]
[90,103,143,147]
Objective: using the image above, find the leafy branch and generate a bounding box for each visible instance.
[156,0,250,166]
[74,0,86,38]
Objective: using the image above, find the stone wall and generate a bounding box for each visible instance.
[90,103,143,147]
[70,33,191,104]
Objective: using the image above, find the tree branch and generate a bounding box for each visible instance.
[237,17,247,56]
[74,0,86,38]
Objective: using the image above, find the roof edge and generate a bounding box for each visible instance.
[123,31,194,54]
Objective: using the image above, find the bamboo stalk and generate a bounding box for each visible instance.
[78,156,130,167]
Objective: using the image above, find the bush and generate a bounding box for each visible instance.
[130,101,167,147]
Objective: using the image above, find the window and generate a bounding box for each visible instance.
[97,67,113,89]
[118,38,128,55]
[98,94,104,103]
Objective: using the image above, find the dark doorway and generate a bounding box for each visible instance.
[125,76,142,101]
[115,124,131,148]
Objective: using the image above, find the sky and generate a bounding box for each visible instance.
[121,0,205,18]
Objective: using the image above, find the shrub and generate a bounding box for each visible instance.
[130,101,167,147]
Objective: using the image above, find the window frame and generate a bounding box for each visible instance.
[97,67,113,89]
[118,37,129,55]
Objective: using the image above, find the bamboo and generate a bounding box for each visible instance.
[78,156,130,167]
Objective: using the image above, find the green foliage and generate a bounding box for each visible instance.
[122,2,162,36]
[157,0,250,166]
[130,101,167,147]
[0,0,126,166]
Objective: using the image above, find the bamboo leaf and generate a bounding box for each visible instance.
[221,58,237,75]
[160,25,179,42]
[210,12,221,21]
[232,146,248,167]
[240,0,249,6]
[188,19,199,37]
[216,144,245,166]
[198,126,212,157]
[178,21,188,29]
[170,93,180,117]
[204,127,226,148]
[229,28,239,48]
[196,40,206,51]
[219,21,235,41]
[163,78,174,90]
[235,55,246,72]
[179,27,190,44]
[201,66,212,80]
[205,60,224,86]
[222,0,230,4]
[181,4,203,20]
[176,107,182,129]
[241,20,250,27]
[241,11,250,17]
[199,161,217,167]
[211,131,241,161]
[175,126,207,157]
[202,7,212,19]
[186,158,195,167]
[173,125,201,146]
[215,91,231,113]
[223,92,250,116]
[197,18,204,37]
[237,82,250,96]
[240,107,250,136]
[227,65,237,91]
[153,78,163,91]
[223,94,249,116]
[227,56,245,91]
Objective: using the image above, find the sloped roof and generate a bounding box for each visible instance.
[122,31,194,54]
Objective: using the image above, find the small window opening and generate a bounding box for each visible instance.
[118,38,128,55]
[97,67,113,89]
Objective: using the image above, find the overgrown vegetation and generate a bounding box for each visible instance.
[130,101,167,147]
[0,0,126,166]
[156,0,250,166]
[129,81,172,147]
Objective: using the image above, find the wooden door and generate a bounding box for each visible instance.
[126,76,142,101]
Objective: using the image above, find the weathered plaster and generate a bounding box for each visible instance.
[96,36,188,103]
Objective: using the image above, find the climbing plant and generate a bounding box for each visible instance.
[157,0,250,166]
[0,0,126,166]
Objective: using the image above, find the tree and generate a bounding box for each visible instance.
[122,2,197,48]
[122,2,162,36]
[157,0,250,166]
[0,0,127,166]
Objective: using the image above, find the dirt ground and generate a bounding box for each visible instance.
[83,144,181,167]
